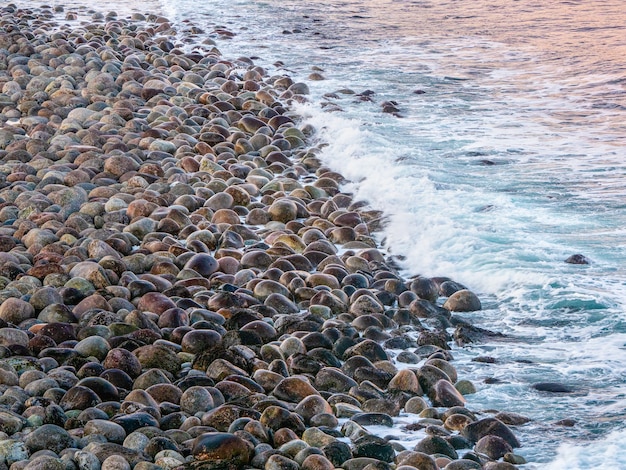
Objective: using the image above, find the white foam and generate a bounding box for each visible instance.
[545,429,626,470]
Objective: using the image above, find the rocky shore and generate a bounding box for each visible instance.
[0,4,527,470]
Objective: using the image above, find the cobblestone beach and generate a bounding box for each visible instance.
[0,4,527,470]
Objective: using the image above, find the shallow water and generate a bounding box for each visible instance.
[36,0,626,467]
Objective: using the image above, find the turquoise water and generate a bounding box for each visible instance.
[45,0,626,466]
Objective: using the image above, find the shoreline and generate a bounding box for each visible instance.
[0,4,527,470]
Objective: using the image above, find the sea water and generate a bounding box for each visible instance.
[43,0,626,467]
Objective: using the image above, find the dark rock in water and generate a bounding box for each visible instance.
[350,412,394,427]
[475,435,513,460]
[444,459,482,470]
[191,432,252,468]
[396,451,437,470]
[352,435,395,462]
[454,323,506,346]
[430,379,466,407]
[532,382,574,393]
[24,424,75,454]
[322,441,353,467]
[416,331,450,350]
[353,366,393,389]
[438,280,467,297]
[565,254,590,264]
[443,289,482,312]
[483,463,519,470]
[461,417,521,448]
[494,411,531,425]
[414,435,458,460]
[417,365,451,395]
[554,418,577,427]
[409,277,439,302]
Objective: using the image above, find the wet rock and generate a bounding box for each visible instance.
[453,323,505,346]
[273,377,320,403]
[474,435,513,460]
[430,380,466,407]
[260,406,306,434]
[532,382,573,393]
[414,435,457,460]
[352,434,395,462]
[461,418,521,448]
[191,432,252,468]
[442,290,481,312]
[565,254,590,264]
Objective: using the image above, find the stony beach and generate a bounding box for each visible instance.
[0,4,528,470]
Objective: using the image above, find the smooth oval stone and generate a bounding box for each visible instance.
[146,383,182,405]
[74,336,111,361]
[112,412,160,434]
[430,380,466,407]
[78,377,120,402]
[84,419,127,444]
[273,377,320,403]
[103,348,142,377]
[191,432,252,466]
[181,386,215,415]
[442,290,481,312]
[181,330,222,355]
[60,385,102,411]
[24,424,75,454]
[0,298,35,323]
[414,435,458,460]
[136,292,177,315]
[184,253,219,277]
[295,395,333,423]
[475,435,513,460]
[461,418,521,448]
[260,406,306,434]
[0,328,29,348]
